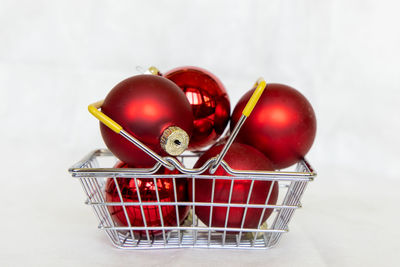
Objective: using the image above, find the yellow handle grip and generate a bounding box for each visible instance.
[242,78,267,117]
[88,101,123,134]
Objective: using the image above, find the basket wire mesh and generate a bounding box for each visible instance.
[69,149,315,249]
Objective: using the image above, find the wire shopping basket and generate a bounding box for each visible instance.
[69,148,315,249]
[69,77,316,249]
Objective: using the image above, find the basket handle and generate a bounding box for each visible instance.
[88,101,174,169]
[88,100,122,134]
[209,78,267,174]
[242,78,266,117]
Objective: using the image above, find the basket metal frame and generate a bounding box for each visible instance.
[69,149,316,250]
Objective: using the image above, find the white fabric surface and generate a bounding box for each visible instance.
[1,0,400,266]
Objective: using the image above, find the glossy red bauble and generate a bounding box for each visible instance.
[190,143,279,229]
[101,74,194,168]
[164,66,230,150]
[105,161,190,237]
[231,83,316,169]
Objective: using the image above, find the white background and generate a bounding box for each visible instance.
[1,0,400,266]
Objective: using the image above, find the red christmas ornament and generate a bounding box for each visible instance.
[231,83,316,169]
[105,161,190,237]
[164,66,230,151]
[100,74,194,168]
[190,143,279,229]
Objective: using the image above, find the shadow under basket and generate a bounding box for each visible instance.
[69,149,316,250]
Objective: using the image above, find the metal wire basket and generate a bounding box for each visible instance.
[69,148,316,250]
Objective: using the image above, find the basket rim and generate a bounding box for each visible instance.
[69,148,316,181]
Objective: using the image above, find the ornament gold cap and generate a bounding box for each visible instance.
[148,66,162,76]
[160,126,189,156]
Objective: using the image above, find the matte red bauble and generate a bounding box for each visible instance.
[105,161,190,237]
[100,74,194,168]
[190,143,279,229]
[164,66,230,151]
[231,83,316,169]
